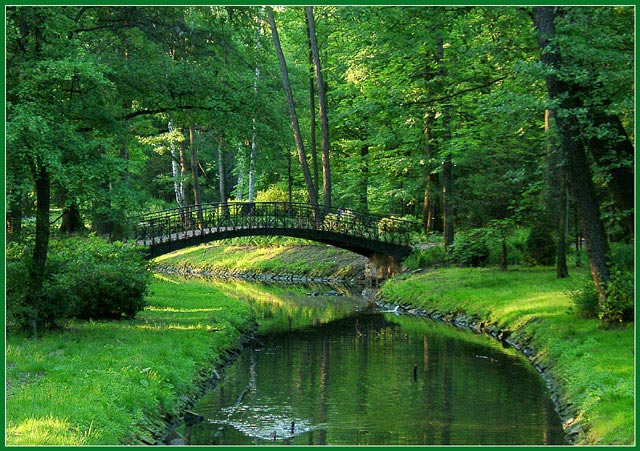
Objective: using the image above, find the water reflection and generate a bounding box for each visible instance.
[174,277,565,445]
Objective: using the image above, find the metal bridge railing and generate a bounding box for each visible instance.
[132,202,417,248]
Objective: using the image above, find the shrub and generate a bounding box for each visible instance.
[569,282,600,319]
[6,237,152,331]
[601,266,634,324]
[525,223,556,266]
[403,245,447,270]
[448,229,490,267]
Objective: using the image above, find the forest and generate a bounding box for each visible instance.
[6,6,635,331]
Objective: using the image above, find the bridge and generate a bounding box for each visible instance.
[132,202,418,280]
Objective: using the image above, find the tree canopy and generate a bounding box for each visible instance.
[6,6,635,327]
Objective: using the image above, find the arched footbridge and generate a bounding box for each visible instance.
[132,202,418,278]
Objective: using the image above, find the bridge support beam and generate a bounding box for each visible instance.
[366,253,402,287]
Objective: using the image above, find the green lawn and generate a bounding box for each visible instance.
[380,266,635,445]
[5,274,253,445]
[6,248,634,446]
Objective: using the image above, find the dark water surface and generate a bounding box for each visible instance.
[183,280,565,445]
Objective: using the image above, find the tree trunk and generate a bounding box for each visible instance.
[359,143,369,212]
[533,6,610,299]
[6,187,23,240]
[190,126,203,227]
[59,202,84,235]
[217,139,228,204]
[249,11,261,204]
[501,236,508,271]
[169,120,185,207]
[28,161,51,335]
[442,152,454,247]
[305,6,331,208]
[422,111,441,234]
[557,181,569,278]
[179,133,191,207]
[267,7,318,206]
[306,18,319,196]
[587,112,634,238]
[544,109,569,278]
[434,35,454,246]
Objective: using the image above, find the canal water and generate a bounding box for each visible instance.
[178,278,565,445]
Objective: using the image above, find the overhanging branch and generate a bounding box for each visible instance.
[403,75,508,107]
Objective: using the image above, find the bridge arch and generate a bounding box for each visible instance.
[132,202,417,280]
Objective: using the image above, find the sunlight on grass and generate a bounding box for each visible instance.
[380,266,634,445]
[6,277,253,445]
[145,306,223,313]
[6,415,94,446]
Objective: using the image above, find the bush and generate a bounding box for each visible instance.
[601,266,634,324]
[569,265,633,324]
[403,244,447,270]
[569,282,600,319]
[525,223,556,266]
[448,229,490,267]
[7,237,152,331]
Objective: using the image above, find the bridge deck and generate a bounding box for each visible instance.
[132,202,417,260]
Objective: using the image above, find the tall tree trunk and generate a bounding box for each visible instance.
[217,139,227,203]
[544,109,569,278]
[435,35,454,246]
[59,202,84,235]
[533,6,610,299]
[189,126,203,227]
[248,11,261,204]
[28,161,51,335]
[442,152,454,247]
[179,133,191,207]
[169,120,185,207]
[306,18,319,196]
[359,143,369,212]
[6,187,23,240]
[422,111,441,234]
[267,7,318,206]
[305,6,331,208]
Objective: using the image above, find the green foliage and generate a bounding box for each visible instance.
[6,276,254,445]
[403,244,447,270]
[7,237,152,330]
[486,227,528,266]
[448,229,490,267]
[525,222,556,266]
[569,282,600,319]
[601,266,634,324]
[381,266,634,445]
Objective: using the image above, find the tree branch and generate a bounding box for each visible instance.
[122,105,213,121]
[403,75,508,107]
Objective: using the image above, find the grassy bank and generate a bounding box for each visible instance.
[154,241,367,280]
[5,275,254,445]
[379,266,635,445]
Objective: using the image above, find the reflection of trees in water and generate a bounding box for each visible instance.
[185,280,565,445]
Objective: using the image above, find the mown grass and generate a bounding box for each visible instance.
[380,266,635,445]
[5,275,253,445]
[155,241,366,278]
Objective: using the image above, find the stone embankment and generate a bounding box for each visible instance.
[154,263,368,288]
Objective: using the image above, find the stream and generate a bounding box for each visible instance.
[167,278,565,445]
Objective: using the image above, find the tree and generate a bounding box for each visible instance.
[305,6,332,207]
[533,6,610,300]
[266,7,318,206]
